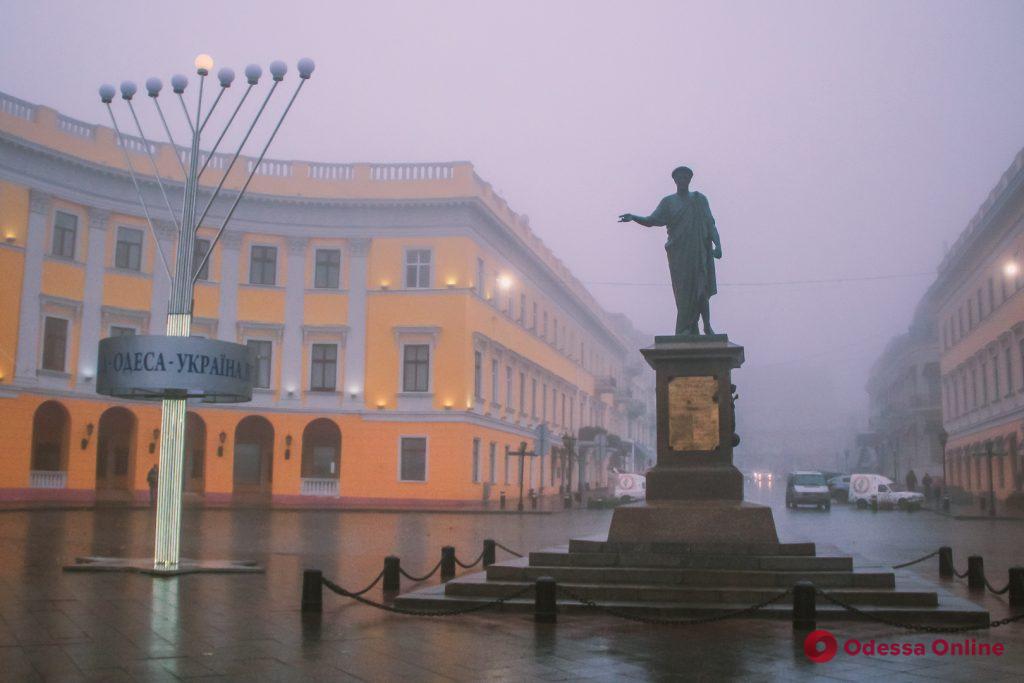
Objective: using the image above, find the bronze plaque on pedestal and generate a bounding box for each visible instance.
[668,376,719,451]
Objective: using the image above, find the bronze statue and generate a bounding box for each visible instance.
[620,166,722,335]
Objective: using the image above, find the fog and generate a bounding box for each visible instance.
[3,0,1023,470]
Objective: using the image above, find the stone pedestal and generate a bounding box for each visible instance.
[608,335,779,544]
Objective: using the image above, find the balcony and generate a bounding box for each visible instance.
[300,478,339,497]
[29,470,67,489]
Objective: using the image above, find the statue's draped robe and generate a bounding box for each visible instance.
[647,191,719,334]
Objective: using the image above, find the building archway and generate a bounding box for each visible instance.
[233,415,274,500]
[184,412,206,494]
[96,407,137,493]
[300,418,341,496]
[30,401,70,488]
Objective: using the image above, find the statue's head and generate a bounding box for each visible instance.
[671,166,693,191]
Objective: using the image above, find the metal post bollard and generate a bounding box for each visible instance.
[500,491,506,510]
[563,494,572,509]
[441,546,456,583]
[967,555,985,591]
[383,556,401,592]
[302,569,323,613]
[938,546,954,579]
[870,496,878,512]
[792,581,816,631]
[535,576,557,623]
[483,539,496,567]
[1009,567,1024,607]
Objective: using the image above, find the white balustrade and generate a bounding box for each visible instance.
[300,477,339,497]
[117,134,157,155]
[247,158,292,177]
[370,163,455,181]
[308,163,354,180]
[57,114,95,139]
[0,92,35,121]
[29,470,67,489]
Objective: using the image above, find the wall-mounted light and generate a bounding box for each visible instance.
[376,400,386,410]
[285,434,293,446]
[217,431,226,457]
[152,429,160,440]
[1005,261,1020,278]
[86,423,94,436]
[4,233,15,244]
[446,277,457,288]
[444,400,453,410]
[497,274,513,290]
[380,280,390,290]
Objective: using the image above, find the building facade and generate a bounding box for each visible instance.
[0,91,655,508]
[932,146,1024,503]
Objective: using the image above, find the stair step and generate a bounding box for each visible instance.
[444,580,937,606]
[529,551,852,571]
[487,564,895,588]
[567,539,817,556]
[393,591,987,627]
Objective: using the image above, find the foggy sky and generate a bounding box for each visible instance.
[3,0,1023,465]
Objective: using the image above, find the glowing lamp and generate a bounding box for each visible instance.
[497,275,513,290]
[194,53,214,75]
[1005,262,1019,278]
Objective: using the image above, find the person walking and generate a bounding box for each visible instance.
[922,472,933,501]
[905,469,918,493]
[147,465,159,507]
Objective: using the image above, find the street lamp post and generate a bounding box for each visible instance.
[97,55,314,572]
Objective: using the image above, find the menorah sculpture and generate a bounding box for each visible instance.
[85,54,314,574]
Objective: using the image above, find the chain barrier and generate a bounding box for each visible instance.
[557,585,792,625]
[891,549,940,569]
[321,577,531,617]
[494,541,523,558]
[954,568,970,579]
[398,559,443,583]
[455,550,485,569]
[815,588,1024,632]
[984,578,1011,595]
[340,569,385,597]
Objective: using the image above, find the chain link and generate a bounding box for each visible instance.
[557,585,792,625]
[984,578,1011,595]
[321,578,531,616]
[954,568,970,579]
[892,549,940,569]
[494,541,523,558]
[339,569,385,597]
[455,550,485,569]
[399,559,443,583]
[815,588,1024,632]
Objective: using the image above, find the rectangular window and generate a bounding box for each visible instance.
[115,226,143,271]
[532,302,538,330]
[977,289,983,320]
[404,249,432,289]
[310,343,337,391]
[474,350,483,399]
[542,383,548,422]
[554,318,559,348]
[504,447,510,484]
[249,245,277,285]
[519,294,526,324]
[981,359,989,405]
[491,359,499,403]
[1006,347,1014,396]
[542,311,548,338]
[476,257,485,295]
[51,211,77,259]
[42,317,68,372]
[519,372,525,413]
[993,354,1001,402]
[488,442,496,484]
[531,379,537,418]
[472,438,481,483]
[110,326,135,337]
[505,366,513,407]
[399,437,427,482]
[314,249,341,289]
[192,238,211,281]
[247,340,272,388]
[988,277,995,313]
[561,393,566,426]
[403,344,430,393]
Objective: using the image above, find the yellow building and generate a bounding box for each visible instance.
[0,90,655,508]
[932,146,1024,503]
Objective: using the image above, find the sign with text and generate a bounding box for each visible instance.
[96,335,255,403]
[667,376,719,451]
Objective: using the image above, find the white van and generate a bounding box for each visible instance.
[848,473,925,510]
[612,472,646,502]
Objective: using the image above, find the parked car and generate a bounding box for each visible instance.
[849,473,894,508]
[785,471,831,510]
[612,472,646,502]
[875,483,925,511]
[828,475,851,500]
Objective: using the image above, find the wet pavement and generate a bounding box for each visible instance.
[1,481,1023,681]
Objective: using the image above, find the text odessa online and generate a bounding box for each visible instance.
[843,638,1005,657]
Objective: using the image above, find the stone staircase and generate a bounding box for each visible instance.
[396,537,989,626]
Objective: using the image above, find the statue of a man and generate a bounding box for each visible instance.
[619,166,722,335]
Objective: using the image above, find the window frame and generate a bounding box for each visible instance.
[41,315,70,372]
[115,225,144,272]
[310,342,338,392]
[51,210,78,260]
[249,244,278,286]
[314,248,341,289]
[246,338,273,389]
[192,237,211,281]
[398,435,429,483]
[402,343,431,393]
[403,248,433,289]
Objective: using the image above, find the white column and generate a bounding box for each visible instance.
[148,221,176,334]
[344,238,370,404]
[14,190,51,383]
[281,237,306,399]
[216,232,242,341]
[77,207,109,381]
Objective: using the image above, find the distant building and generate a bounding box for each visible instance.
[865,301,943,482]
[0,90,654,508]
[932,147,1024,501]
[871,145,1024,500]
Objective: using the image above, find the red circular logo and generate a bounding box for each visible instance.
[804,629,838,663]
[620,478,633,490]
[853,478,870,493]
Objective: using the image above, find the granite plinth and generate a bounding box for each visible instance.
[607,500,779,544]
[646,464,743,501]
